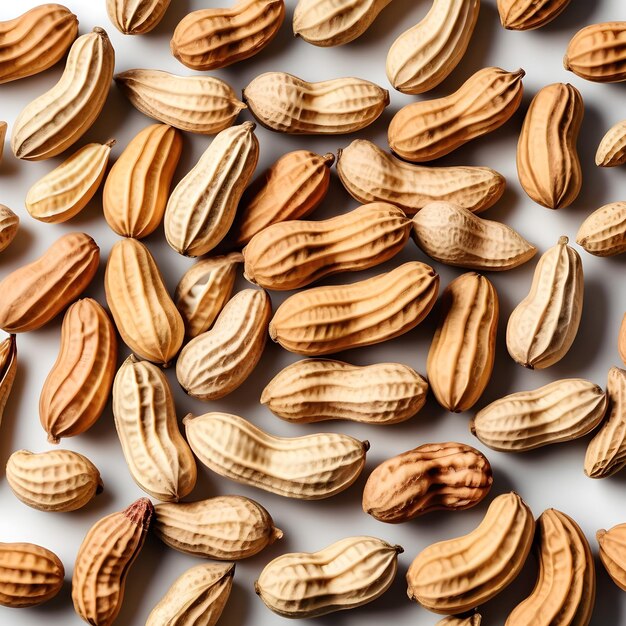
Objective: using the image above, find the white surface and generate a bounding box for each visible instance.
[0,0,625,624]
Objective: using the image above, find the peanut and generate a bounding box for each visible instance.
[597,120,626,166]
[437,616,482,626]
[577,202,626,256]
[0,204,19,252]
[0,334,17,430]
[597,523,626,591]
[107,0,171,34]
[620,315,626,366]
[498,0,571,30]
[0,121,6,165]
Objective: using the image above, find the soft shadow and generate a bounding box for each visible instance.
[30,578,72,616]
[0,223,34,266]
[345,0,419,48]
[143,0,190,37]
[0,352,27,476]
[81,84,133,147]
[219,580,250,625]
[538,0,602,34]
[592,552,624,625]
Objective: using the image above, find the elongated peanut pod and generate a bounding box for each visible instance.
[498,0,572,30]
[577,202,626,256]
[107,0,171,34]
[0,334,17,431]
[0,122,6,166]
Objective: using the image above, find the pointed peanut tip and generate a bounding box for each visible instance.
[93,26,108,37]
[260,387,270,405]
[47,433,60,445]
[271,526,284,542]
[125,497,154,528]
[597,529,607,542]
[323,152,335,166]
[242,121,256,132]
[558,235,569,245]
[105,139,116,148]
[394,544,404,555]
[514,68,526,79]
[96,476,104,495]
[254,581,261,595]
[362,440,370,452]
[182,413,194,427]
[469,419,476,436]
[268,323,278,342]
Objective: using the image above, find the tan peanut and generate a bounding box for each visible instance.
[471,379,608,452]
[0,205,19,252]
[154,496,282,559]
[176,289,271,401]
[243,72,389,134]
[437,616,482,626]
[621,315,626,366]
[577,202,626,256]
[261,359,428,424]
[107,0,171,34]
[269,261,439,356]
[105,238,184,367]
[498,0,571,30]
[0,232,99,333]
[103,124,181,239]
[165,122,258,257]
[6,449,103,513]
[0,542,64,607]
[388,67,524,162]
[26,140,114,223]
[428,273,498,412]
[175,253,243,338]
[11,28,115,161]
[597,120,626,166]
[597,523,626,591]
[40,298,117,444]
[363,442,493,523]
[72,498,153,626]
[236,150,334,245]
[506,509,595,626]
[0,121,6,165]
[115,69,246,135]
[506,236,583,369]
[386,0,480,94]
[411,202,537,271]
[184,412,368,499]
[517,83,583,209]
[0,334,17,430]
[0,4,78,84]
[243,202,411,290]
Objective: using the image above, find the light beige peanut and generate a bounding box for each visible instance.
[577,202,626,256]
[107,0,171,34]
[498,0,571,30]
[517,83,583,209]
[269,261,439,356]
[103,124,181,239]
[165,122,258,257]
[597,523,626,591]
[105,238,184,366]
[235,150,334,245]
[6,449,103,513]
[176,289,271,401]
[11,28,115,161]
[597,120,626,166]
[407,492,535,614]
[243,72,389,134]
[428,273,498,412]
[72,498,153,626]
[386,0,479,94]
[171,0,285,70]
[506,236,583,369]
[471,378,608,452]
[154,496,282,559]
[261,359,428,424]
[0,204,19,252]
[243,202,411,290]
[388,67,524,162]
[363,442,493,523]
[39,298,117,444]
[411,202,537,271]
[0,4,78,84]
[255,536,402,618]
[184,412,368,500]
[0,121,6,165]
[337,139,505,215]
[115,69,246,135]
[26,140,114,223]
[0,542,64,607]
[146,563,234,626]
[0,232,99,333]
[0,335,17,430]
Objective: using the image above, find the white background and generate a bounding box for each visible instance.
[1,0,625,624]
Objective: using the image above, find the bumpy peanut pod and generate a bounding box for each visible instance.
[428,273,498,412]
[565,23,626,83]
[6,449,103,512]
[0,335,17,430]
[243,72,389,134]
[270,261,439,356]
[175,253,243,338]
[293,0,392,46]
[235,150,334,245]
[337,139,505,215]
[437,616,482,626]
[115,69,246,135]
[184,412,368,499]
[506,509,595,626]
[107,0,171,34]
[388,67,524,162]
[11,28,115,161]
[517,83,583,209]
[256,536,402,618]
[105,238,184,367]
[0,542,64,607]
[261,359,428,424]
[498,0,571,30]
[0,122,6,165]
[0,232,99,333]
[411,202,537,271]
[72,498,153,626]
[598,524,626,591]
[26,140,114,223]
[407,492,535,614]
[471,379,608,452]
[243,203,411,290]
[597,120,626,167]
[0,4,78,84]
[363,442,492,523]
[40,299,117,444]
[176,289,271,401]
[577,202,626,256]
[146,563,234,626]
[103,124,181,239]
[0,205,18,252]
[154,496,282,559]
[386,0,480,95]
[165,122,259,257]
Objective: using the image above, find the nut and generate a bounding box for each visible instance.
[620,315,626,366]
[437,616,482,626]
[597,523,626,591]
[0,204,19,252]
[596,119,626,166]
[107,0,171,34]
[577,202,626,256]
[0,121,6,165]
[0,334,17,430]
[497,0,572,30]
